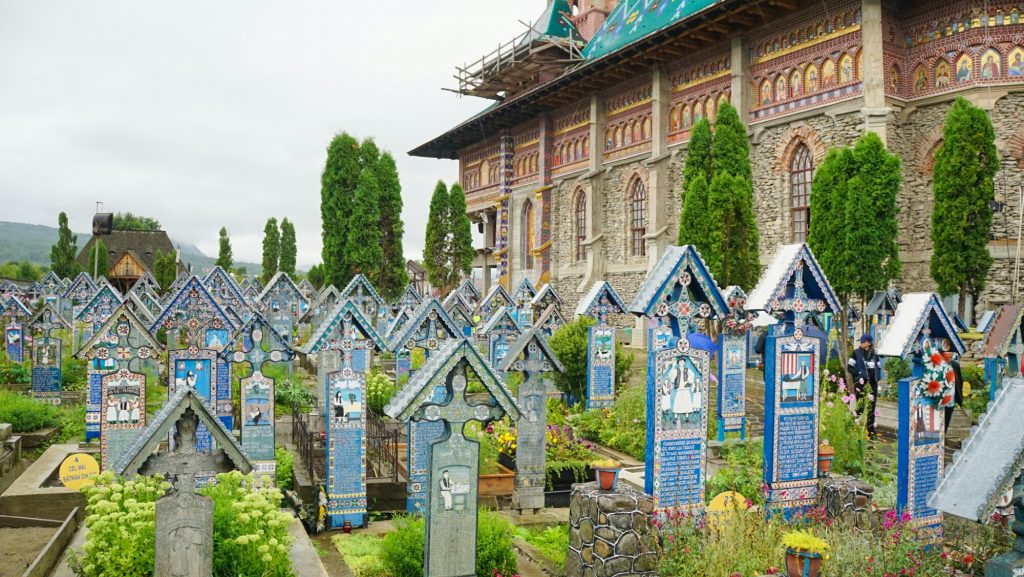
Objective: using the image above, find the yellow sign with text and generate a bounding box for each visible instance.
[59,453,99,490]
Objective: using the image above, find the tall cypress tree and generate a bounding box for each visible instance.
[705,102,759,288]
[50,211,80,279]
[931,97,998,317]
[87,239,108,278]
[279,218,297,276]
[153,249,177,293]
[375,152,408,301]
[808,147,855,297]
[261,217,280,284]
[320,132,361,290]
[216,227,233,271]
[306,264,324,290]
[347,169,384,283]
[447,183,474,286]
[678,119,712,249]
[845,132,902,300]
[423,181,450,293]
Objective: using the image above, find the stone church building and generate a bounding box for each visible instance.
[412,0,1024,325]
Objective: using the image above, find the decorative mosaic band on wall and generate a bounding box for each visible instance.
[495,132,514,291]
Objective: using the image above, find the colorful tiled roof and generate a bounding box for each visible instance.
[526,0,582,44]
[583,0,724,60]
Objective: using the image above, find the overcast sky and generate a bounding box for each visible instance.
[0,1,538,268]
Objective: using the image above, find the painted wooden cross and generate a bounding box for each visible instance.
[222,312,295,478]
[75,305,162,466]
[304,300,389,529]
[27,303,71,405]
[386,298,463,514]
[500,329,563,513]
[479,307,524,373]
[512,278,537,327]
[717,286,752,440]
[577,281,628,409]
[443,292,475,338]
[203,266,252,325]
[340,273,384,331]
[1,298,30,364]
[385,339,521,577]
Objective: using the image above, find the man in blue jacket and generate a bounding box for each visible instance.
[848,334,880,438]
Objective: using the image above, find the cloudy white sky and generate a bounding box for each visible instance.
[0,1,538,268]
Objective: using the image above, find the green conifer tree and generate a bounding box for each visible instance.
[306,264,325,290]
[808,147,855,297]
[447,183,474,286]
[153,250,178,293]
[279,218,297,276]
[423,181,450,293]
[87,239,108,279]
[845,132,902,300]
[50,212,80,279]
[215,227,233,271]
[346,169,384,283]
[320,132,361,290]
[375,152,409,301]
[261,217,280,284]
[678,119,712,248]
[931,97,998,317]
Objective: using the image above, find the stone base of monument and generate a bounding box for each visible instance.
[0,423,27,496]
[984,550,1024,576]
[817,475,875,530]
[565,482,659,577]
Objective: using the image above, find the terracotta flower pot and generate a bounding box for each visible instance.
[785,548,823,577]
[817,445,835,477]
[595,467,620,491]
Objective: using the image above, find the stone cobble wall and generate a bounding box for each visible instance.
[566,483,659,577]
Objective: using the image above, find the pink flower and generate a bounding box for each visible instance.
[875,409,881,417]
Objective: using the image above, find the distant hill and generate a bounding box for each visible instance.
[0,221,263,276]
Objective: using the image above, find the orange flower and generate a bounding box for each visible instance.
[931,353,943,365]
[946,370,955,382]
[927,380,941,393]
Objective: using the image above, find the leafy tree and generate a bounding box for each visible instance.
[0,261,43,281]
[112,212,161,231]
[153,250,178,293]
[320,132,362,290]
[678,119,713,251]
[306,264,324,290]
[845,132,901,299]
[423,181,450,293]
[375,152,409,301]
[447,183,474,283]
[87,239,108,278]
[931,97,998,317]
[279,218,296,276]
[50,212,80,279]
[706,172,760,289]
[261,218,280,284]
[346,170,383,282]
[215,227,233,271]
[808,147,855,296]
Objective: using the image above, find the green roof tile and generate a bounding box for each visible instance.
[582,0,723,60]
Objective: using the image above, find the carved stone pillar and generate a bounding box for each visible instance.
[861,0,891,144]
[580,94,606,291]
[730,36,752,122]
[536,114,554,286]
[495,132,514,291]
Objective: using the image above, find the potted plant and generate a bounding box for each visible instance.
[592,459,622,491]
[781,530,830,577]
[817,440,835,476]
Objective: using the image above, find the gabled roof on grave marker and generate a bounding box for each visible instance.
[980,304,1024,359]
[125,292,156,325]
[876,293,966,358]
[387,298,463,353]
[202,266,251,321]
[62,272,97,300]
[239,277,253,292]
[397,285,423,308]
[74,284,123,323]
[628,245,729,319]
[480,306,524,337]
[303,299,389,355]
[149,275,239,335]
[221,311,295,363]
[249,277,264,293]
[1,295,33,319]
[929,378,1024,521]
[479,285,514,314]
[74,304,163,360]
[530,284,562,309]
[27,302,72,332]
[297,278,316,298]
[258,272,308,308]
[746,243,841,316]
[443,292,476,327]
[298,285,340,323]
[951,312,969,333]
[203,266,244,298]
[385,338,522,421]
[35,271,67,295]
[162,272,190,304]
[242,284,261,305]
[499,328,565,373]
[865,290,902,317]
[575,281,628,318]
[0,280,23,295]
[977,310,996,334]
[384,306,414,342]
[534,304,566,333]
[512,278,537,304]
[135,271,159,291]
[339,274,384,308]
[114,386,253,478]
[457,279,481,301]
[94,277,124,300]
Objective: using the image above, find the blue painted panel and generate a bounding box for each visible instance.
[586,326,615,409]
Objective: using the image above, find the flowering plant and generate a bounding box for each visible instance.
[781,530,831,559]
[914,339,956,408]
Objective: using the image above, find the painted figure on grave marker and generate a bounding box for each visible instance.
[578,281,628,409]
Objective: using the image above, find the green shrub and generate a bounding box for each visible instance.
[885,356,911,384]
[333,534,389,577]
[366,369,396,415]
[62,357,89,390]
[0,352,30,384]
[69,472,168,577]
[410,348,425,371]
[0,390,60,432]
[570,384,646,460]
[515,524,569,571]
[380,511,517,577]
[706,440,763,504]
[549,317,633,402]
[275,379,317,414]
[276,447,295,491]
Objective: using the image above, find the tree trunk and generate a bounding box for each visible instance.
[838,300,851,387]
[958,285,967,320]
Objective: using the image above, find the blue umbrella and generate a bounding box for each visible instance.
[686,332,717,353]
